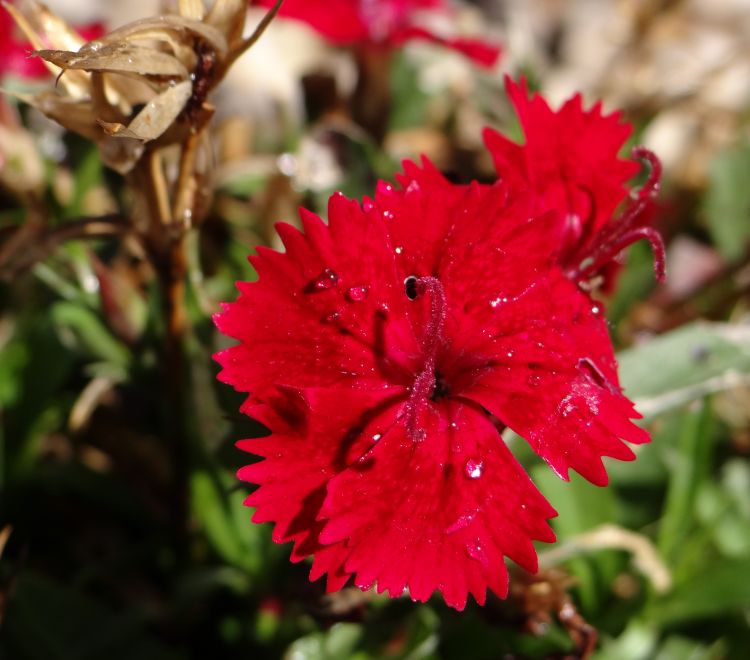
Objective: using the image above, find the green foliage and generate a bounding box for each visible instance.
[704,141,750,263]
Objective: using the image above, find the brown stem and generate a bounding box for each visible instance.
[137,144,192,560]
[171,129,201,228]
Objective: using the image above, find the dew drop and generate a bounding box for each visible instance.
[464,458,484,479]
[362,199,374,211]
[527,373,542,387]
[311,268,340,291]
[323,311,340,323]
[371,432,382,442]
[465,540,489,567]
[382,210,395,220]
[490,296,509,308]
[346,286,368,302]
[446,510,477,534]
[506,350,514,359]
[591,305,601,316]
[394,246,404,255]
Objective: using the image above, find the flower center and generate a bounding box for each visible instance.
[403,275,448,440]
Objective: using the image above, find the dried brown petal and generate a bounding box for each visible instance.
[36,44,190,81]
[204,0,247,50]
[92,16,228,60]
[178,0,206,21]
[100,80,192,142]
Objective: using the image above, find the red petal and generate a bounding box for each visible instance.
[393,25,501,67]
[238,386,401,576]
[461,274,648,485]
[254,0,368,43]
[214,196,421,402]
[318,400,556,610]
[483,77,639,259]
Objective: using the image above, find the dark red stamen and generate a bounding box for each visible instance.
[631,146,662,201]
[570,147,666,285]
[403,276,447,440]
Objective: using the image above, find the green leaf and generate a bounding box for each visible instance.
[389,52,431,131]
[649,559,750,625]
[284,624,363,660]
[532,468,618,612]
[657,401,715,562]
[704,141,750,262]
[190,468,268,575]
[533,469,616,539]
[50,301,130,368]
[595,621,658,660]
[618,321,750,419]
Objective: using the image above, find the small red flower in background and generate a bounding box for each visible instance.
[215,155,649,609]
[0,3,104,79]
[483,77,665,290]
[254,0,501,67]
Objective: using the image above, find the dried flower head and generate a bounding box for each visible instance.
[3,0,281,173]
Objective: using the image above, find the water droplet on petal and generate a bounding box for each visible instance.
[527,373,542,387]
[346,286,368,302]
[323,311,340,323]
[371,432,382,442]
[362,199,374,211]
[464,458,484,479]
[506,350,514,359]
[490,296,509,308]
[446,510,477,534]
[312,268,340,291]
[394,246,404,255]
[591,305,601,316]
[465,539,489,567]
[382,210,395,220]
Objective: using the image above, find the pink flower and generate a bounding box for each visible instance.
[215,157,649,609]
[253,0,500,67]
[483,77,665,290]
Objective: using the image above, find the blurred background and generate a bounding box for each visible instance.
[1,0,749,658]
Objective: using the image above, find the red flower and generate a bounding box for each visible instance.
[214,158,649,609]
[483,77,665,289]
[253,0,500,67]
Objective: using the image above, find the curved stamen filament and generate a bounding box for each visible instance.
[404,276,447,440]
[570,147,666,284]
[631,146,662,201]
